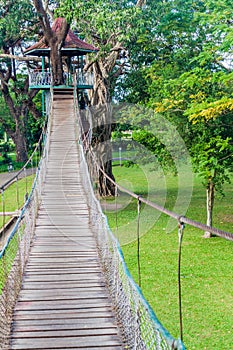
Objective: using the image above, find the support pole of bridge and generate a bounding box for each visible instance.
[178,219,185,343]
[42,56,46,116]
[137,196,142,288]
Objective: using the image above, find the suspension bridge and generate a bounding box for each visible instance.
[0,89,232,350]
[9,90,125,350]
[0,89,185,350]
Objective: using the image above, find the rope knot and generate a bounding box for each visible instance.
[178,216,185,230]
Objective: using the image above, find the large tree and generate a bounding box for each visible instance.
[57,0,148,195]
[148,66,233,234]
[119,0,233,235]
[0,0,41,162]
[33,0,70,85]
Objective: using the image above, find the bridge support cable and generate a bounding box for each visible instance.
[114,185,119,240]
[137,196,142,288]
[16,176,20,211]
[177,221,185,343]
[0,92,53,350]
[1,189,5,236]
[74,95,186,350]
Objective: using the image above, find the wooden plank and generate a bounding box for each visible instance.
[17,291,110,302]
[19,287,106,296]
[14,298,111,310]
[11,328,119,339]
[12,318,117,328]
[26,257,99,263]
[13,310,116,320]
[20,281,106,290]
[10,335,122,349]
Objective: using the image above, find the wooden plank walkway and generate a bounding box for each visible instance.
[10,91,124,350]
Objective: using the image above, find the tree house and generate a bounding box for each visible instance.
[24,18,98,90]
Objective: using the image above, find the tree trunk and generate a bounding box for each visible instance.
[50,43,64,85]
[204,178,215,238]
[87,61,116,197]
[99,159,115,196]
[12,125,28,163]
[33,2,69,86]
[0,78,29,163]
[94,137,116,197]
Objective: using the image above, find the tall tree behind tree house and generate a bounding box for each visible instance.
[57,0,147,196]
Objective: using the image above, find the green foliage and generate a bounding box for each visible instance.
[116,68,150,104]
[0,141,13,164]
[57,0,143,45]
[108,0,233,227]
[132,129,177,173]
[0,0,42,162]
[142,62,233,196]
[0,94,15,131]
[0,0,36,48]
[0,91,43,152]
[192,136,233,193]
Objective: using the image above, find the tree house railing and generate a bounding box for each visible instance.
[74,71,94,87]
[29,71,94,89]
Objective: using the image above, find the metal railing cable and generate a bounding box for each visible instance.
[74,97,186,350]
[0,91,53,350]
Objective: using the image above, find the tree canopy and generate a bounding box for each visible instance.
[0,0,41,162]
[115,0,233,233]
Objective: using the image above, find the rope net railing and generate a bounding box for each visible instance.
[0,91,53,350]
[74,97,186,350]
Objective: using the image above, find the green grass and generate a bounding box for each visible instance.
[0,151,40,172]
[0,175,34,227]
[0,232,20,292]
[0,175,34,293]
[104,162,233,350]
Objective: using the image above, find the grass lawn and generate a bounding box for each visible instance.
[0,175,34,227]
[0,151,40,173]
[0,175,35,293]
[104,162,233,350]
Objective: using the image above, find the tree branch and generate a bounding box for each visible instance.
[0,53,42,62]
[110,45,124,52]
[33,0,53,37]
[214,59,232,72]
[43,0,54,21]
[136,0,146,7]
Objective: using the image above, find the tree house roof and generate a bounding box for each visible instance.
[25,17,98,57]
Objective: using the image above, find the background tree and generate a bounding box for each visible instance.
[0,0,41,162]
[118,0,233,235]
